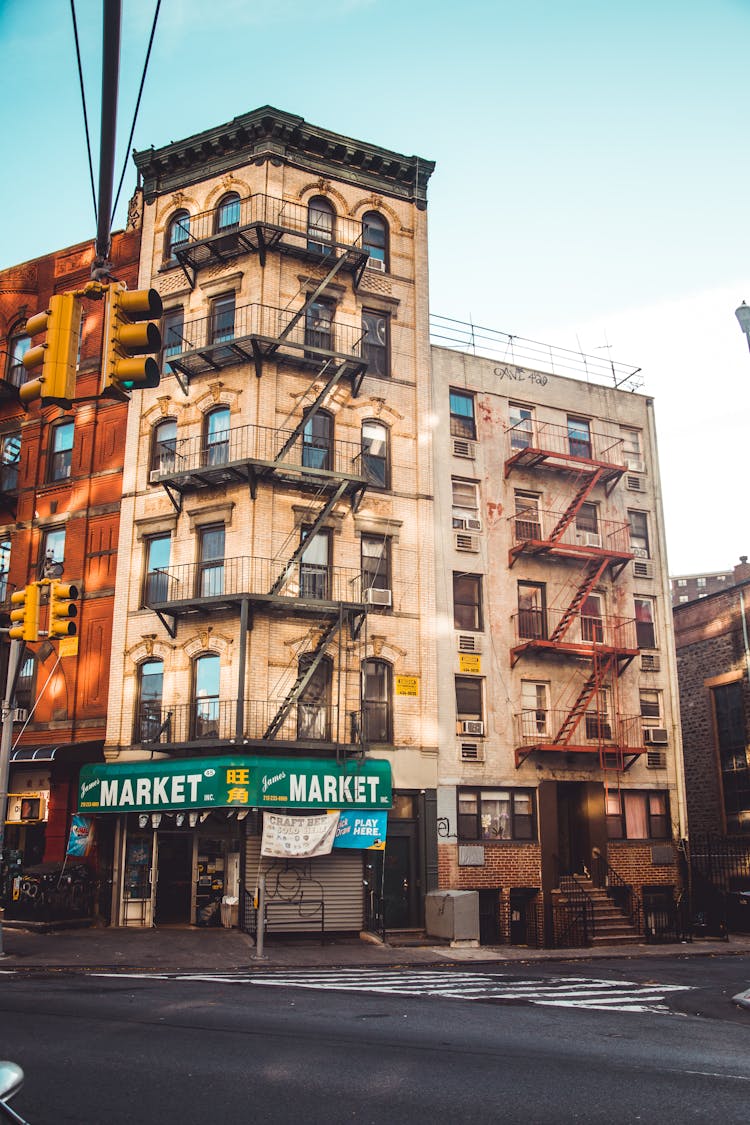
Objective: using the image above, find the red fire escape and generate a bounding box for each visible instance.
[506,418,645,776]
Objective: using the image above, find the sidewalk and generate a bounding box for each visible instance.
[2,923,750,973]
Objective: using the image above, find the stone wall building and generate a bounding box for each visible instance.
[99,107,439,931]
[430,339,686,946]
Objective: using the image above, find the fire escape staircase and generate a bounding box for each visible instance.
[551,652,617,748]
[546,467,604,544]
[262,616,342,741]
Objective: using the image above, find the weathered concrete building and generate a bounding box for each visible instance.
[99,107,439,930]
[430,335,687,946]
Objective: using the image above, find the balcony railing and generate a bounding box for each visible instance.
[144,555,365,610]
[150,421,366,488]
[134,699,362,747]
[169,193,366,271]
[513,710,643,751]
[509,509,633,558]
[505,420,625,471]
[165,302,366,381]
[511,610,637,653]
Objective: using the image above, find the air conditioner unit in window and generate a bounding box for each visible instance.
[455,531,480,553]
[464,518,482,532]
[366,257,386,272]
[641,653,661,672]
[626,458,646,473]
[632,546,649,559]
[459,742,484,763]
[461,720,484,736]
[452,438,477,460]
[364,587,392,607]
[644,727,669,745]
[646,750,667,769]
[457,633,483,653]
[577,531,601,548]
[12,708,28,723]
[626,475,644,492]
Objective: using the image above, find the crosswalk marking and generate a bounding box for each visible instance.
[91,967,693,1013]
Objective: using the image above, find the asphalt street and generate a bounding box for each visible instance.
[1,957,748,1124]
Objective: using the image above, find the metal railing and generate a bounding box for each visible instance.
[509,509,632,555]
[505,419,625,465]
[151,421,365,482]
[174,193,365,253]
[144,555,365,607]
[554,873,595,947]
[430,313,643,393]
[133,699,363,747]
[513,710,643,750]
[511,609,637,651]
[592,852,642,933]
[166,302,365,364]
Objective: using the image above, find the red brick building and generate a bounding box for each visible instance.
[1,217,141,914]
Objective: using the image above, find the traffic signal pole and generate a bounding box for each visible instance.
[0,640,26,957]
[94,0,121,275]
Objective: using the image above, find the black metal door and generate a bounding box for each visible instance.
[155,834,192,924]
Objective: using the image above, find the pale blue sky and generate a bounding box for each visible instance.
[2,0,749,573]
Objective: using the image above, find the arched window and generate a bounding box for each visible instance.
[5,325,30,389]
[307,196,335,253]
[216,192,240,232]
[302,409,332,471]
[162,306,184,373]
[136,658,164,743]
[297,654,332,741]
[15,654,37,715]
[166,210,190,260]
[362,658,392,743]
[204,406,231,467]
[151,418,177,476]
[361,419,389,488]
[192,653,220,739]
[362,211,388,270]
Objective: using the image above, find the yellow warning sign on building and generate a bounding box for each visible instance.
[459,653,481,674]
[59,636,79,659]
[395,675,419,697]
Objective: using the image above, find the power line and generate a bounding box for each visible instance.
[111,0,162,226]
[70,0,98,225]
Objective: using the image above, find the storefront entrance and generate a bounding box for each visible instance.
[155,834,192,924]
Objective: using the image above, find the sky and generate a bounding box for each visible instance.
[1,0,749,574]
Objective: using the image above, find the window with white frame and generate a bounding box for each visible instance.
[452,478,480,528]
[628,510,650,558]
[509,403,534,449]
[521,680,548,737]
[620,427,643,467]
[640,689,661,724]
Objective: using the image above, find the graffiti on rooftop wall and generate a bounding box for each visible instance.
[494,365,549,386]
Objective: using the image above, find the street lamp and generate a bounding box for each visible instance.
[735,301,750,352]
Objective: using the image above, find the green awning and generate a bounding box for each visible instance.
[78,755,391,814]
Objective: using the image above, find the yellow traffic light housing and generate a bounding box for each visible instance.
[20,294,83,409]
[9,582,40,642]
[101,283,163,397]
[48,581,79,638]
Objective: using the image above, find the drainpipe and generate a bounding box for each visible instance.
[235,597,250,741]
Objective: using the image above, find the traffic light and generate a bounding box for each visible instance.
[9,582,40,642]
[20,294,83,408]
[48,581,79,638]
[101,283,163,396]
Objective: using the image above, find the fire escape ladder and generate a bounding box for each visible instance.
[272,250,352,349]
[268,480,349,596]
[262,617,342,740]
[552,652,616,746]
[272,360,346,465]
[547,468,604,544]
[548,559,609,643]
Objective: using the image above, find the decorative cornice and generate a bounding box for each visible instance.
[134,106,435,210]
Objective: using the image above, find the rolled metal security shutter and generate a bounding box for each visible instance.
[244,835,364,933]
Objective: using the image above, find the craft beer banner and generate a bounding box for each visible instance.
[78,756,392,814]
[261,812,340,858]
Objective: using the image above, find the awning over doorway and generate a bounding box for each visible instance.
[11,740,104,764]
[78,755,392,814]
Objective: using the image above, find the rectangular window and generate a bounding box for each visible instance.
[634,597,656,649]
[509,404,534,449]
[452,478,480,527]
[0,431,21,494]
[362,310,389,377]
[458,788,536,841]
[640,689,661,721]
[628,510,650,557]
[6,334,29,389]
[361,535,390,592]
[712,682,750,834]
[449,390,476,440]
[520,680,548,737]
[210,294,235,344]
[514,491,541,540]
[581,593,603,643]
[576,503,599,535]
[49,421,74,482]
[144,534,171,604]
[621,427,642,467]
[518,581,546,640]
[41,527,65,576]
[0,535,10,602]
[162,307,185,371]
[453,573,483,631]
[198,525,225,597]
[300,528,331,600]
[567,416,592,459]
[456,676,483,724]
[696,576,706,588]
[606,790,670,839]
[305,299,334,351]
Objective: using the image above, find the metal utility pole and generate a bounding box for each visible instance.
[0,640,25,957]
[93,0,122,277]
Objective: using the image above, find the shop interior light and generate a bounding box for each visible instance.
[199,811,210,823]
[151,813,162,828]
[138,814,149,829]
[188,812,199,827]
[175,813,185,827]
[236,810,249,821]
